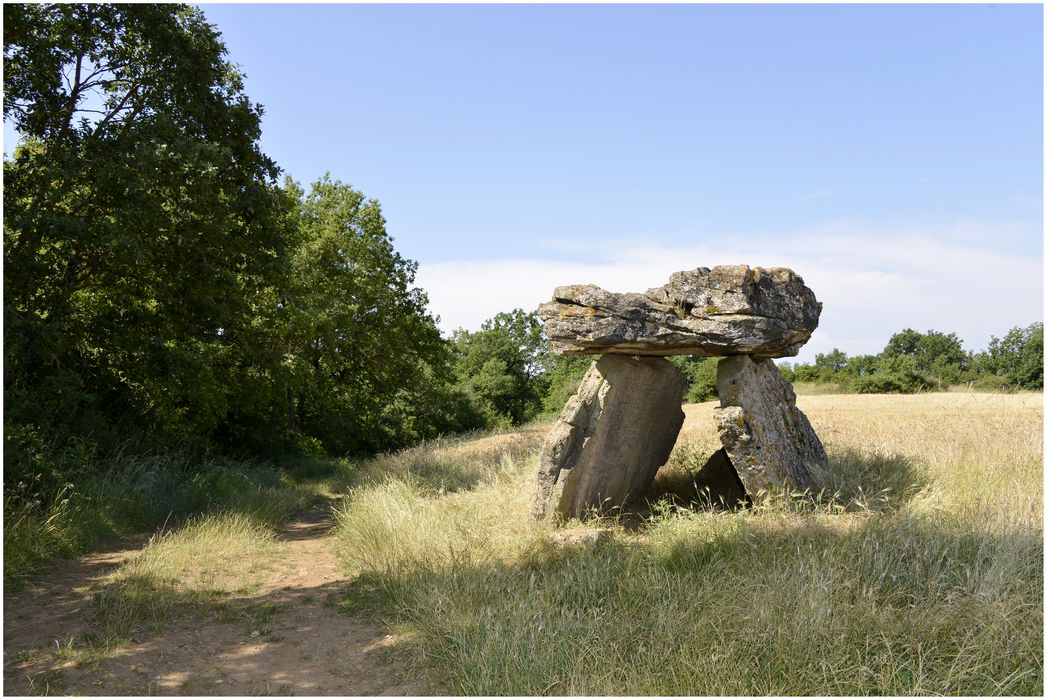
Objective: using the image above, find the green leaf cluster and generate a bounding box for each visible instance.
[450,309,550,426]
[666,355,719,403]
[5,3,289,454]
[976,322,1044,390]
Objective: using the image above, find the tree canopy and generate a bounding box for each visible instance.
[4,3,290,450]
[3,4,463,470]
[450,309,550,426]
[271,176,448,454]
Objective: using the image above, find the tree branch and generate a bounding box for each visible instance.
[59,51,84,139]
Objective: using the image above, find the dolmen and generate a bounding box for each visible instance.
[532,265,828,521]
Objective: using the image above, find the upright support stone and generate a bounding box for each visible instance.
[714,355,827,493]
[533,355,686,520]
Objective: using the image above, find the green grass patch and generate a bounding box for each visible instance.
[3,450,350,589]
[86,511,282,644]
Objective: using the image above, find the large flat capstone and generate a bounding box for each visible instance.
[714,355,827,493]
[538,265,821,358]
[533,355,686,520]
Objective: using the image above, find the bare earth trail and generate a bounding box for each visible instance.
[4,502,426,696]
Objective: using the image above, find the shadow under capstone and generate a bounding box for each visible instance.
[648,447,752,511]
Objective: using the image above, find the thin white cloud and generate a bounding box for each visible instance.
[415,223,1043,363]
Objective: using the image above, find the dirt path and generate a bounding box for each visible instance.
[4,502,426,696]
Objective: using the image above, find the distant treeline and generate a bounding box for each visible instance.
[778,325,1044,394]
[446,317,1045,432]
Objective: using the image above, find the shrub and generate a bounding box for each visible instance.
[683,357,719,402]
[969,373,1014,391]
[848,372,927,394]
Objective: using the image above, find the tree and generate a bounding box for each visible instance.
[882,329,923,358]
[452,310,549,426]
[815,349,848,375]
[4,3,290,451]
[978,323,1044,389]
[881,329,966,385]
[846,354,879,378]
[668,356,720,403]
[792,363,821,383]
[265,175,448,454]
[541,353,593,414]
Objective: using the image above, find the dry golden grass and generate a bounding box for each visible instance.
[683,392,1042,522]
[335,391,1043,695]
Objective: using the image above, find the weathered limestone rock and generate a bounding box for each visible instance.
[534,264,828,522]
[533,355,686,520]
[539,265,821,358]
[714,355,827,493]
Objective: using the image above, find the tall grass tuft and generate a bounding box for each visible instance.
[334,394,1043,695]
[86,511,282,645]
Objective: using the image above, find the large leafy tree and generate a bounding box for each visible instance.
[4,3,290,448]
[270,176,449,454]
[452,309,550,426]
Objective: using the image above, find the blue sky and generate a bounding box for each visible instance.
[7,3,1042,361]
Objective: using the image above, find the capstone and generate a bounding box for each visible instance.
[538,265,821,358]
[532,265,828,523]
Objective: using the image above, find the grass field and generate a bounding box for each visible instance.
[334,392,1044,695]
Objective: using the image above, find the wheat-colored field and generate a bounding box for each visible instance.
[335,392,1043,695]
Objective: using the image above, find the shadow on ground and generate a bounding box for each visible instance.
[6,579,418,696]
[3,500,428,697]
[638,446,931,523]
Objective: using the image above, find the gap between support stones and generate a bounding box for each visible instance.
[533,354,827,522]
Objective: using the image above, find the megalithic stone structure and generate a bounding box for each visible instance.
[533,265,828,521]
[533,355,687,520]
[714,355,827,493]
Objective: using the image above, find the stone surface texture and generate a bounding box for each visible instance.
[714,355,827,493]
[533,355,686,520]
[538,265,821,358]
